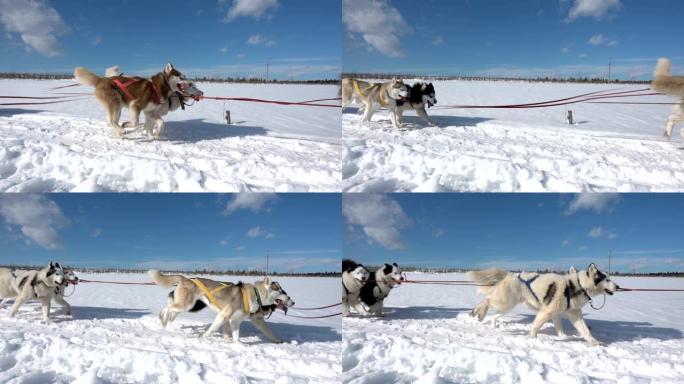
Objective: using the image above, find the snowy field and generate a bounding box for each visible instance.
[343,80,684,192]
[0,273,340,384]
[0,80,341,192]
[342,272,684,384]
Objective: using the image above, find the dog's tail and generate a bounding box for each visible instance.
[148,270,185,288]
[654,58,671,78]
[105,65,122,78]
[467,268,509,295]
[74,67,101,87]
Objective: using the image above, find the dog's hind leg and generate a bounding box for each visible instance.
[39,296,51,322]
[416,107,435,127]
[251,316,283,343]
[552,314,567,337]
[228,317,244,344]
[8,294,29,318]
[529,308,554,339]
[470,298,490,321]
[123,105,141,130]
[566,309,600,346]
[202,313,227,338]
[106,104,124,138]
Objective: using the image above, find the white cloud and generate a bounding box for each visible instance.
[432,35,443,46]
[433,228,444,238]
[223,0,279,22]
[246,33,275,46]
[578,245,588,251]
[89,228,102,238]
[219,239,228,246]
[0,194,69,249]
[566,0,622,22]
[219,47,228,54]
[565,193,620,215]
[0,0,70,57]
[224,193,277,214]
[246,226,274,239]
[343,194,411,250]
[562,239,571,246]
[588,33,618,46]
[561,46,570,53]
[91,35,102,46]
[343,0,410,57]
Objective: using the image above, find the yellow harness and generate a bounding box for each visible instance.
[190,278,251,313]
[352,79,388,107]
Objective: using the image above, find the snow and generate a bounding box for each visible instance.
[0,80,341,192]
[0,273,340,384]
[343,80,684,192]
[342,272,684,384]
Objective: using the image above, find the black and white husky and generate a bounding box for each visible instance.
[0,262,66,321]
[651,58,684,140]
[342,259,370,316]
[394,82,438,127]
[358,263,404,316]
[468,263,619,346]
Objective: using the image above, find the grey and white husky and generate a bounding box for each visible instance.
[341,77,409,128]
[468,263,619,346]
[342,259,370,316]
[651,58,684,140]
[0,262,66,321]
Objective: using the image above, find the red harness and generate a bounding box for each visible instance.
[112,77,162,105]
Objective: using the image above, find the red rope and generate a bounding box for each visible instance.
[1,97,88,106]
[278,312,342,319]
[49,83,81,91]
[617,287,684,292]
[200,95,340,108]
[294,302,341,310]
[79,279,157,286]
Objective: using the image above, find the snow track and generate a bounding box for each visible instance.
[0,80,341,192]
[342,273,684,384]
[343,80,684,192]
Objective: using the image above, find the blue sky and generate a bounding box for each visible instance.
[0,193,341,272]
[343,0,684,80]
[343,193,684,273]
[0,0,340,80]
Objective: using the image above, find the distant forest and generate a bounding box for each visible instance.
[0,72,339,85]
[0,265,338,277]
[363,265,683,277]
[343,72,650,84]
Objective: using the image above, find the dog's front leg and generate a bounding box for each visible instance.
[342,296,350,317]
[566,309,600,346]
[40,296,52,322]
[470,298,490,322]
[251,316,283,343]
[153,116,165,140]
[416,107,436,127]
[53,295,71,316]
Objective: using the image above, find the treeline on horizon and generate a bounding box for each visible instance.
[363,265,683,277]
[0,72,339,85]
[0,264,338,277]
[343,72,650,84]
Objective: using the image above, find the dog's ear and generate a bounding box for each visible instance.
[421,84,426,91]
[383,264,393,274]
[165,63,175,75]
[48,261,54,270]
[264,276,272,285]
[391,77,397,84]
[569,266,577,274]
[393,262,398,267]
[587,263,597,273]
[55,262,61,269]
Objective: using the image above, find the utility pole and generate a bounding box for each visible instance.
[608,249,612,274]
[266,250,270,275]
[266,58,271,82]
[608,57,612,82]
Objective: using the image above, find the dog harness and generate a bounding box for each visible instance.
[112,77,162,105]
[189,278,256,314]
[517,274,541,303]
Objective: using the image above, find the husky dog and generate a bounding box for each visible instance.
[52,269,79,316]
[104,66,204,138]
[468,263,619,346]
[74,63,200,139]
[342,259,370,316]
[393,82,438,127]
[149,270,294,343]
[358,263,404,316]
[341,77,409,128]
[651,58,684,140]
[0,262,65,321]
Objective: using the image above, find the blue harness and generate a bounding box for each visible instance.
[517,274,540,303]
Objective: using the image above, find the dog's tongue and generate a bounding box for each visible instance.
[277,300,288,315]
